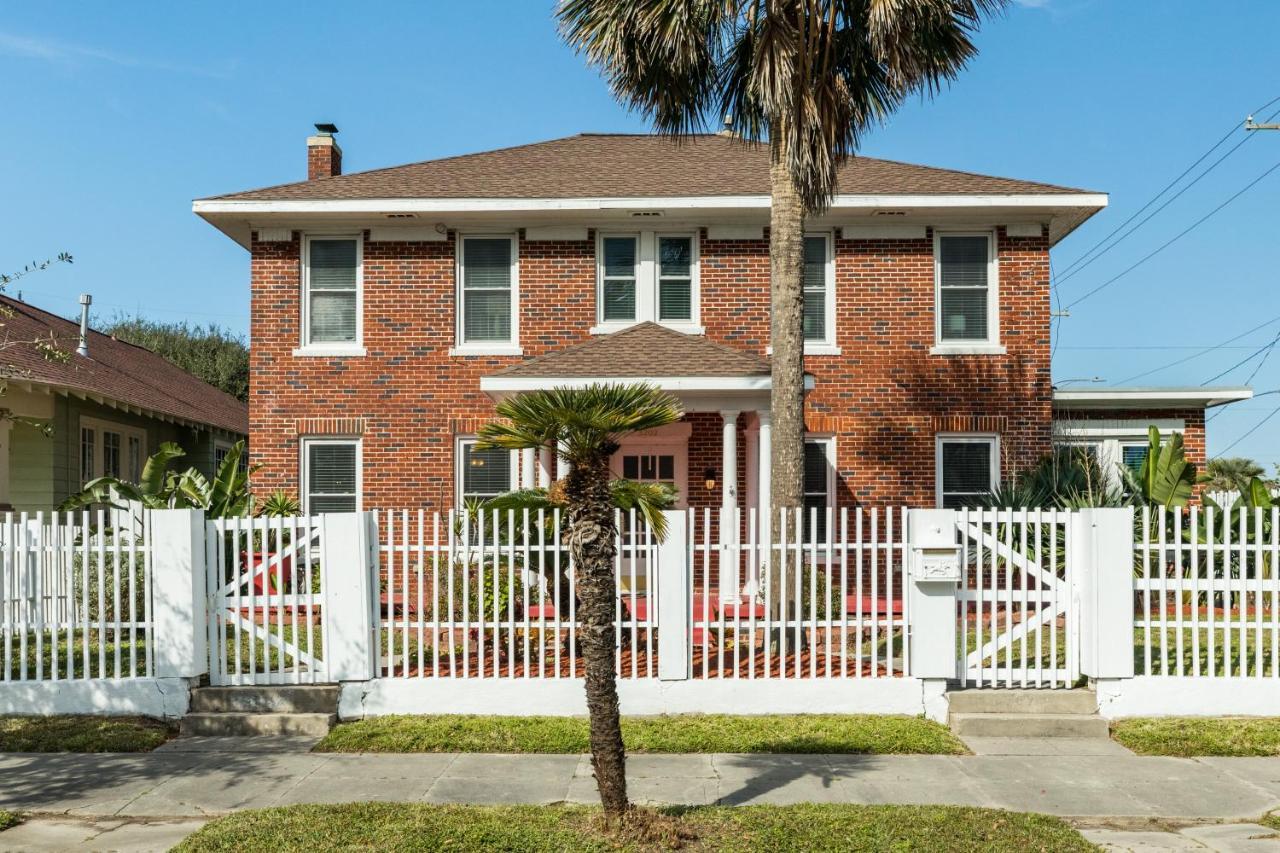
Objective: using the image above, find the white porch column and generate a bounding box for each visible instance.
[537,446,553,487]
[556,441,570,479]
[520,448,535,489]
[0,420,11,510]
[756,410,771,521]
[720,411,739,513]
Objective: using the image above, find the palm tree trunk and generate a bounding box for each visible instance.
[768,126,806,616]
[563,448,629,817]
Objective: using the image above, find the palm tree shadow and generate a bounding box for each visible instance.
[712,750,849,806]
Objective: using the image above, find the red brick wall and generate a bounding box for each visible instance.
[248,226,1053,510]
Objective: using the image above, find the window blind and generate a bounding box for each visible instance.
[307,239,359,344]
[938,235,990,342]
[658,237,692,321]
[463,238,513,342]
[803,236,827,341]
[462,443,511,499]
[307,443,357,512]
[940,440,993,508]
[601,237,637,321]
[803,441,830,540]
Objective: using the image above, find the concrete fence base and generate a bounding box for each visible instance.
[1096,677,1280,719]
[0,678,193,719]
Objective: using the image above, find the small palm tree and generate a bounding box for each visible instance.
[477,383,682,818]
[558,0,1008,517]
[1205,457,1266,493]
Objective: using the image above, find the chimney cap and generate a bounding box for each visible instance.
[314,122,339,136]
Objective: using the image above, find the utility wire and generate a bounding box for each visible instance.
[1118,312,1280,384]
[1213,390,1280,457]
[1065,156,1280,310]
[1055,95,1280,281]
[1055,102,1280,288]
[1200,329,1280,385]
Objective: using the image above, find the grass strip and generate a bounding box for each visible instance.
[0,810,18,832]
[0,715,173,753]
[1111,717,1280,757]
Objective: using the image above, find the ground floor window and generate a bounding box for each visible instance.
[936,435,999,509]
[79,417,146,485]
[803,437,835,541]
[1052,420,1176,491]
[456,437,516,506]
[302,438,360,514]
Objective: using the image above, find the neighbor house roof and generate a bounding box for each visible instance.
[0,297,248,434]
[206,133,1094,202]
[1052,386,1253,410]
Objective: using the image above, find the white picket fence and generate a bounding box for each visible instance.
[0,511,152,682]
[1135,505,1279,679]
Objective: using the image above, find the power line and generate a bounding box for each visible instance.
[1054,94,1280,283]
[1200,329,1280,385]
[1214,391,1280,457]
[1065,156,1280,310]
[1118,312,1280,384]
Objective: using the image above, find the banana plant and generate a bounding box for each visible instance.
[1201,475,1276,578]
[1122,426,1201,508]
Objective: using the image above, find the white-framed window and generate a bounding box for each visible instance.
[299,234,363,356]
[454,234,521,355]
[803,233,836,349]
[301,438,360,514]
[803,436,836,542]
[933,231,1002,354]
[214,438,248,474]
[456,437,517,506]
[611,421,692,509]
[936,434,1000,509]
[1053,419,1179,490]
[79,417,146,485]
[593,231,701,333]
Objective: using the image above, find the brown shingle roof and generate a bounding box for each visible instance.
[491,323,770,379]
[208,133,1091,201]
[0,297,248,435]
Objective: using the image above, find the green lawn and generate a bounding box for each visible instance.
[0,715,173,752]
[0,810,18,832]
[1111,717,1280,757]
[7,631,149,680]
[174,803,1091,852]
[315,714,965,755]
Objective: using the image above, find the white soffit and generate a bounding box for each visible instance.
[706,225,765,241]
[368,226,446,242]
[254,227,293,242]
[1005,222,1046,238]
[524,225,590,242]
[838,223,927,240]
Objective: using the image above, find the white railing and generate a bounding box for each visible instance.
[956,508,1077,689]
[1136,505,1279,679]
[205,515,326,686]
[1,511,152,682]
[689,507,909,679]
[378,508,656,679]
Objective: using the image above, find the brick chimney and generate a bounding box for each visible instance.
[307,123,342,180]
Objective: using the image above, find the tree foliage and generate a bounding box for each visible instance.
[1205,457,1267,493]
[103,314,248,402]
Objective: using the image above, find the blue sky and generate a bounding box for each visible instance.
[1,1,1277,470]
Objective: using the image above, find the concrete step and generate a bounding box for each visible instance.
[947,689,1096,716]
[189,685,340,714]
[179,712,336,738]
[949,712,1110,739]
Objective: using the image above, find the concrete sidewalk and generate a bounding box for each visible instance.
[1,742,1279,822]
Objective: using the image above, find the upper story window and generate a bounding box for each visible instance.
[803,233,835,348]
[933,232,1003,355]
[455,234,521,356]
[594,232,700,333]
[300,235,363,355]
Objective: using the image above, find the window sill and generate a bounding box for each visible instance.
[292,345,367,358]
[929,344,1007,356]
[449,344,524,357]
[589,323,705,336]
[765,344,843,356]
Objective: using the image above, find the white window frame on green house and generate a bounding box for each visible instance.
[453,233,522,356]
[1053,418,1182,491]
[297,234,364,357]
[300,437,362,514]
[932,230,1004,355]
[935,433,1000,509]
[591,230,702,335]
[79,416,146,485]
[455,436,518,507]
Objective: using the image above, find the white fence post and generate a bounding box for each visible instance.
[907,509,960,721]
[150,508,208,679]
[657,509,690,681]
[322,511,377,682]
[1076,507,1135,681]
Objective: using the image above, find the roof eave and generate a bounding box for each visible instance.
[1052,386,1254,411]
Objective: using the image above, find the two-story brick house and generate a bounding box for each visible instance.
[195,127,1250,518]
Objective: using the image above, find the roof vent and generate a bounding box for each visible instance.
[629,211,664,218]
[384,213,417,219]
[76,293,92,358]
[874,210,909,217]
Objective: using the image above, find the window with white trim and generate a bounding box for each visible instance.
[79,417,146,485]
[302,438,360,513]
[803,234,835,346]
[456,437,517,505]
[457,234,519,351]
[936,435,999,509]
[803,437,835,542]
[594,231,699,330]
[302,235,362,348]
[935,232,998,348]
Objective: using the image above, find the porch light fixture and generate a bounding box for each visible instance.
[703,467,717,491]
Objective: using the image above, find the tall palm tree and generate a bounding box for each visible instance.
[559,0,1008,516]
[1205,457,1266,493]
[477,383,682,818]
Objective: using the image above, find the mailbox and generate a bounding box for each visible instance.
[912,546,962,583]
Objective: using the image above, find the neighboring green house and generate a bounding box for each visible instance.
[0,296,248,512]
